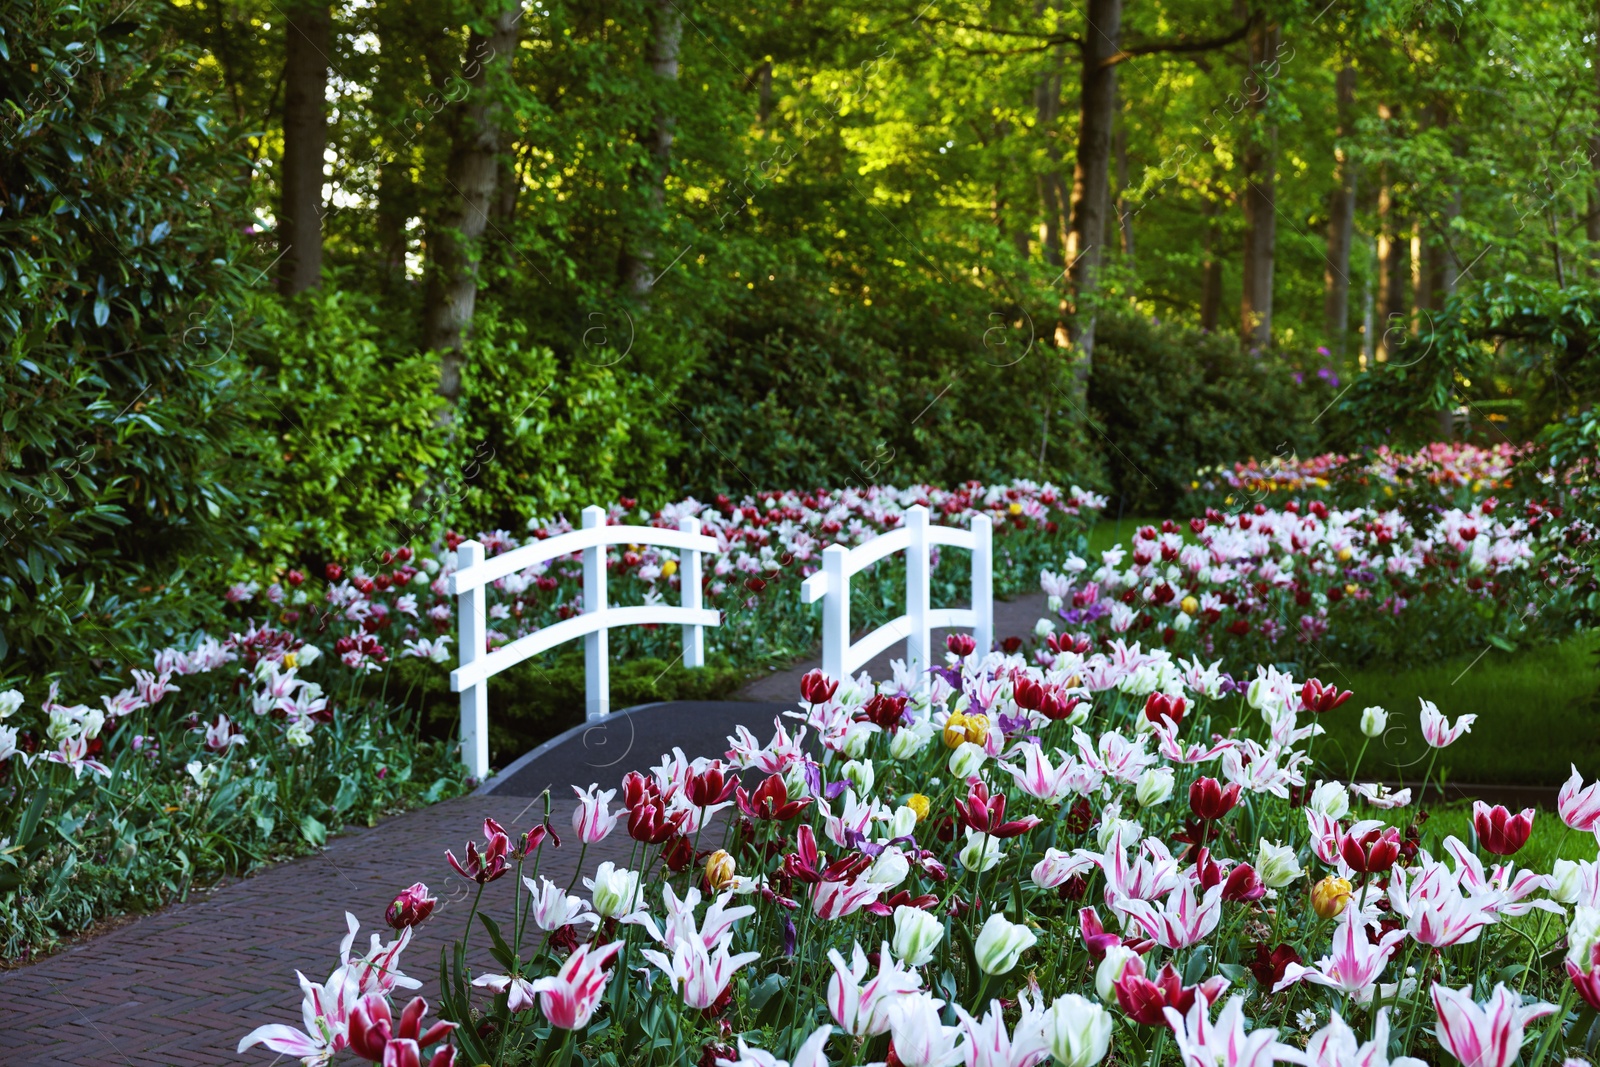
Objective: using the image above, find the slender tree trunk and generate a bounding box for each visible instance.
[1113,90,1135,266]
[1588,3,1600,265]
[1034,0,1068,269]
[1375,106,1408,361]
[1239,18,1280,351]
[621,0,683,297]
[423,0,521,402]
[1361,237,1376,368]
[1323,63,1356,358]
[1200,188,1222,332]
[1065,0,1123,364]
[278,0,330,296]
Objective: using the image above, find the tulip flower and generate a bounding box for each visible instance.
[958,828,1005,873]
[1120,883,1224,951]
[1042,993,1113,1067]
[800,669,839,705]
[973,912,1038,975]
[1304,1009,1426,1067]
[446,818,510,884]
[1163,994,1299,1067]
[1000,743,1078,804]
[523,875,599,932]
[1274,908,1406,1001]
[1255,840,1303,888]
[1431,983,1556,1067]
[737,774,811,821]
[826,941,923,1038]
[812,877,886,920]
[1568,939,1600,1010]
[857,693,909,732]
[1079,906,1154,962]
[1388,862,1499,948]
[1360,706,1388,738]
[583,862,642,918]
[1143,691,1187,727]
[530,940,623,1029]
[1188,777,1240,821]
[571,784,621,844]
[1300,679,1353,714]
[385,883,437,930]
[641,933,761,1012]
[715,1027,835,1067]
[1221,863,1266,903]
[1419,698,1476,748]
[1135,767,1175,807]
[346,994,457,1065]
[705,849,737,891]
[1338,822,1401,874]
[1312,875,1353,919]
[1472,801,1534,856]
[891,904,944,967]
[958,779,1042,838]
[471,973,538,1012]
[1114,958,1229,1028]
[887,992,968,1067]
[1096,946,1140,1003]
[1559,765,1600,833]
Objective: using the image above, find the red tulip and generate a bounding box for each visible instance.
[1039,688,1083,722]
[1300,679,1353,714]
[947,633,977,657]
[1013,676,1045,711]
[1339,824,1401,873]
[446,818,510,884]
[325,563,344,581]
[685,761,737,807]
[956,778,1041,839]
[286,569,305,586]
[737,774,811,821]
[348,994,457,1064]
[1473,801,1534,856]
[1568,943,1600,1010]
[627,799,686,844]
[385,882,437,930]
[1188,777,1240,821]
[1114,960,1230,1029]
[799,669,839,705]
[1144,692,1187,727]
[855,693,908,731]
[1221,863,1266,903]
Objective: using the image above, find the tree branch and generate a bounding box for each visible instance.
[1100,15,1258,69]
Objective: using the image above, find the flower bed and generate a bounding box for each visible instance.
[1030,498,1590,671]
[241,641,1600,1067]
[0,624,468,960]
[1189,444,1527,511]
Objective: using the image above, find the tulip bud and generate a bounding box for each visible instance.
[1552,860,1583,905]
[1172,611,1192,633]
[1308,781,1349,820]
[947,632,978,657]
[841,758,875,796]
[1180,595,1199,615]
[1095,945,1139,1003]
[949,742,987,778]
[839,722,875,760]
[586,862,641,918]
[959,828,1004,873]
[891,904,944,966]
[973,912,1038,975]
[905,793,931,822]
[886,805,919,840]
[1135,767,1175,807]
[1311,875,1352,919]
[1360,706,1388,738]
[1568,906,1600,972]
[1255,839,1304,888]
[705,850,736,892]
[942,712,970,750]
[888,721,932,760]
[385,882,437,929]
[781,760,811,800]
[1043,993,1113,1067]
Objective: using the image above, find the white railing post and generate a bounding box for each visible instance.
[820,544,849,681]
[905,506,930,689]
[582,505,609,720]
[678,515,704,668]
[456,540,490,780]
[971,514,994,655]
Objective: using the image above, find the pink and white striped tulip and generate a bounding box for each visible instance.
[640,934,761,1011]
[715,1025,835,1067]
[1163,994,1298,1067]
[1303,1008,1426,1067]
[529,940,623,1029]
[1119,882,1223,951]
[1273,908,1405,1001]
[1431,982,1556,1067]
[471,972,538,1012]
[1559,765,1600,833]
[887,992,968,1067]
[1419,699,1475,749]
[571,784,620,843]
[523,875,598,932]
[827,941,923,1038]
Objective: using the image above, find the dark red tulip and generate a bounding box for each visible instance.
[799,669,839,705]
[1039,688,1083,722]
[1339,825,1401,874]
[1301,679,1354,714]
[446,818,510,884]
[1221,863,1266,903]
[1144,692,1187,727]
[1473,801,1534,856]
[856,693,908,731]
[737,774,811,821]
[1115,960,1230,1029]
[947,633,977,657]
[385,882,437,929]
[627,799,686,845]
[957,778,1042,839]
[685,761,737,807]
[325,563,344,582]
[1189,777,1240,821]
[1013,676,1044,711]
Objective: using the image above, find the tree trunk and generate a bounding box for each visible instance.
[1034,0,1068,269]
[1065,0,1123,364]
[1323,63,1356,358]
[278,0,330,296]
[620,0,683,297]
[423,1,521,402]
[1200,188,1222,332]
[1238,19,1280,351]
[1589,2,1600,262]
[1113,91,1135,267]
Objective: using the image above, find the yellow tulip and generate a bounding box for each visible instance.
[705,849,736,892]
[1311,875,1352,919]
[963,714,990,746]
[942,712,970,749]
[906,793,931,822]
[661,559,678,578]
[1180,596,1199,616]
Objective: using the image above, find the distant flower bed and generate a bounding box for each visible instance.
[1189,443,1528,509]
[228,481,1105,670]
[241,642,1598,1067]
[1030,497,1589,671]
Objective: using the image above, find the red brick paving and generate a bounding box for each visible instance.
[0,793,635,1066]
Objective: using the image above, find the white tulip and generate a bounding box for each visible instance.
[891,905,944,967]
[1135,767,1175,807]
[1043,993,1113,1067]
[973,913,1037,975]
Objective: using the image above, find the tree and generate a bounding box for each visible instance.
[279,0,330,295]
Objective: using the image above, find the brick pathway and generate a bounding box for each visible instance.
[1,701,784,1067]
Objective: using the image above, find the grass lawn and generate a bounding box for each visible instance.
[1313,631,1600,787]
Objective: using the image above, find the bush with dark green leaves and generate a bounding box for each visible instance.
[1087,312,1327,513]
